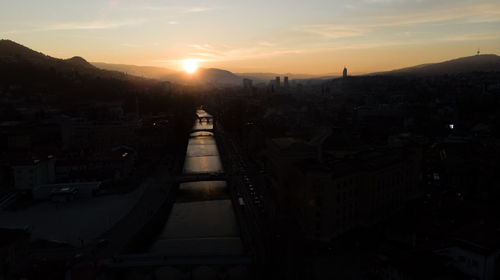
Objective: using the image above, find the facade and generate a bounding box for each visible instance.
[12,155,55,190]
[243,78,253,89]
[0,228,30,278]
[266,139,422,240]
[435,225,500,280]
[61,115,141,151]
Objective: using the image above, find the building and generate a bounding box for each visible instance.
[343,67,348,78]
[12,155,55,190]
[55,147,135,182]
[0,228,30,278]
[284,76,289,88]
[243,78,253,89]
[435,223,500,280]
[275,76,281,88]
[266,139,422,240]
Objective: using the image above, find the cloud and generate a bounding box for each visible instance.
[187,43,304,62]
[290,2,500,45]
[257,41,276,47]
[185,7,214,13]
[295,25,365,39]
[1,19,146,34]
[132,4,223,13]
[441,33,500,42]
[365,2,500,27]
[38,19,145,31]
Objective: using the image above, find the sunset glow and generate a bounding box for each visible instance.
[1,0,499,74]
[182,59,199,74]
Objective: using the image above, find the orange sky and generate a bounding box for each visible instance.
[2,0,500,74]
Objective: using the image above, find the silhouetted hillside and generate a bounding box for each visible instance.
[66,56,96,70]
[377,54,500,76]
[92,62,177,80]
[173,68,242,86]
[0,39,146,81]
[0,39,162,103]
[94,62,243,86]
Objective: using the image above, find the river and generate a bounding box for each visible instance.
[149,109,244,256]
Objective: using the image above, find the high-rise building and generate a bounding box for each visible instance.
[284,76,289,88]
[275,76,280,88]
[343,67,348,78]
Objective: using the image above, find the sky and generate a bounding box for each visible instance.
[1,0,500,75]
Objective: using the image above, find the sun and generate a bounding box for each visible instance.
[182,59,198,74]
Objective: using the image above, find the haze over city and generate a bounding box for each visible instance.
[2,0,500,74]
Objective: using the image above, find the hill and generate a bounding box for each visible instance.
[92,62,177,80]
[0,39,142,82]
[94,62,244,86]
[376,54,500,76]
[170,68,243,86]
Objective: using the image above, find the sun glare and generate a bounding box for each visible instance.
[182,59,198,74]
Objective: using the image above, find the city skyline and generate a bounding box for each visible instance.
[1,0,500,74]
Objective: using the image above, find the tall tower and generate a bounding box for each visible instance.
[343,67,348,78]
[284,76,289,88]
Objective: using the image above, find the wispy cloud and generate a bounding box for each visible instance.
[189,43,303,61]
[257,41,276,47]
[121,41,161,49]
[132,4,223,13]
[155,42,304,67]
[185,7,216,13]
[295,25,365,39]
[3,19,146,34]
[441,32,500,42]
[357,2,500,28]
[292,2,500,45]
[39,19,145,31]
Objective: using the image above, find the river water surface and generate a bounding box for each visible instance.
[149,109,243,256]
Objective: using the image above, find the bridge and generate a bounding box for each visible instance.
[190,128,214,134]
[196,116,213,123]
[176,173,227,184]
[102,253,252,268]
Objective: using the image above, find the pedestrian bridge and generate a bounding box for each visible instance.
[102,253,251,268]
[196,116,213,122]
[191,128,214,133]
[175,173,227,184]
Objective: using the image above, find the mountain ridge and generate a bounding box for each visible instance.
[372,54,500,76]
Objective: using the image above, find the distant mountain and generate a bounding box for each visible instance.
[0,39,139,81]
[375,54,500,76]
[168,68,243,86]
[94,62,244,86]
[92,62,177,80]
[66,56,96,69]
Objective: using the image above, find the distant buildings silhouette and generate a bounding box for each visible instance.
[243,78,253,89]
